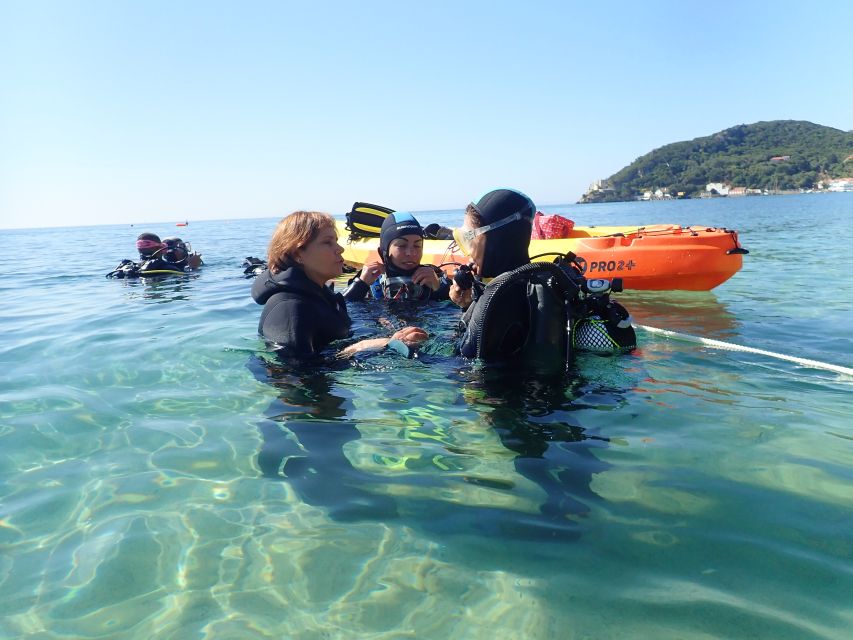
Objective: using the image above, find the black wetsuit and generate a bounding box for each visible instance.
[457,289,486,359]
[457,266,636,360]
[456,278,529,360]
[251,266,351,357]
[139,257,187,274]
[455,262,577,362]
[106,257,190,278]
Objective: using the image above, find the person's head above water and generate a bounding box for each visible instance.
[378,211,425,277]
[455,188,536,278]
[267,210,343,285]
[136,232,164,259]
[161,237,189,264]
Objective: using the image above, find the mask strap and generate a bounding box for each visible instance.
[460,209,528,247]
[475,211,523,235]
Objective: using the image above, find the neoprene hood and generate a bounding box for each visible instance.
[379,211,424,276]
[473,188,536,278]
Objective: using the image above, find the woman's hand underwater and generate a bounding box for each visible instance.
[391,326,429,346]
[338,327,428,358]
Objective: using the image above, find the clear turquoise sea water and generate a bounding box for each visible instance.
[2,194,852,639]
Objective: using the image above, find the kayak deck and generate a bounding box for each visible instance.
[337,222,747,291]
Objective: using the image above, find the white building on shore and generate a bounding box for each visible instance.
[826,178,853,192]
[705,182,730,195]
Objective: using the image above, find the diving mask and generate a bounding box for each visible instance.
[162,238,189,264]
[451,209,527,256]
[382,275,429,301]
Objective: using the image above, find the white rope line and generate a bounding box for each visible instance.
[636,324,853,377]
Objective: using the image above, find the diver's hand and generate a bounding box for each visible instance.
[338,327,428,358]
[411,265,440,291]
[391,326,428,346]
[358,261,384,285]
[449,281,473,309]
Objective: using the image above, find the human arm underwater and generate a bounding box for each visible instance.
[262,299,428,359]
[339,326,428,357]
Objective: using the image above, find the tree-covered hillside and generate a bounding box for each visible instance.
[581,120,853,202]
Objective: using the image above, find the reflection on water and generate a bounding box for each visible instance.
[451,365,618,540]
[251,350,628,543]
[111,274,201,304]
[620,290,738,337]
[253,357,401,522]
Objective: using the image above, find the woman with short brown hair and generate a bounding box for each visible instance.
[266,211,335,276]
[252,210,427,358]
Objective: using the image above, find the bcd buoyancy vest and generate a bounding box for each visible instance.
[106,258,188,278]
[459,261,637,364]
[461,262,581,364]
[106,259,142,278]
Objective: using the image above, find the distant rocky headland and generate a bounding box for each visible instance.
[580,120,853,203]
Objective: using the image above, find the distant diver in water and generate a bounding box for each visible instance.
[106,232,203,278]
[242,256,268,278]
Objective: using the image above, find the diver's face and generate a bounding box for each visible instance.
[462,213,486,273]
[295,226,345,286]
[387,234,424,271]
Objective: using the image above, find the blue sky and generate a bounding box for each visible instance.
[2,0,852,229]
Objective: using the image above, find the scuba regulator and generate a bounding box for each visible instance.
[452,264,475,290]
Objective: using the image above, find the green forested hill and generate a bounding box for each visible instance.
[581,120,853,202]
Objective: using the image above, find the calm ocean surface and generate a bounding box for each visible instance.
[2,194,851,639]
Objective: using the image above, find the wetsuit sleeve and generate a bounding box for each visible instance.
[260,298,319,357]
[341,276,370,301]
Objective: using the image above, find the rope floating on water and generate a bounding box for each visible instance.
[636,324,853,377]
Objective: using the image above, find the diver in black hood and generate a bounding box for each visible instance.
[449,187,537,307]
[449,188,636,361]
[342,211,450,301]
[106,232,203,278]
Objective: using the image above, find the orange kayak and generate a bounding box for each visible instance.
[338,222,748,291]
